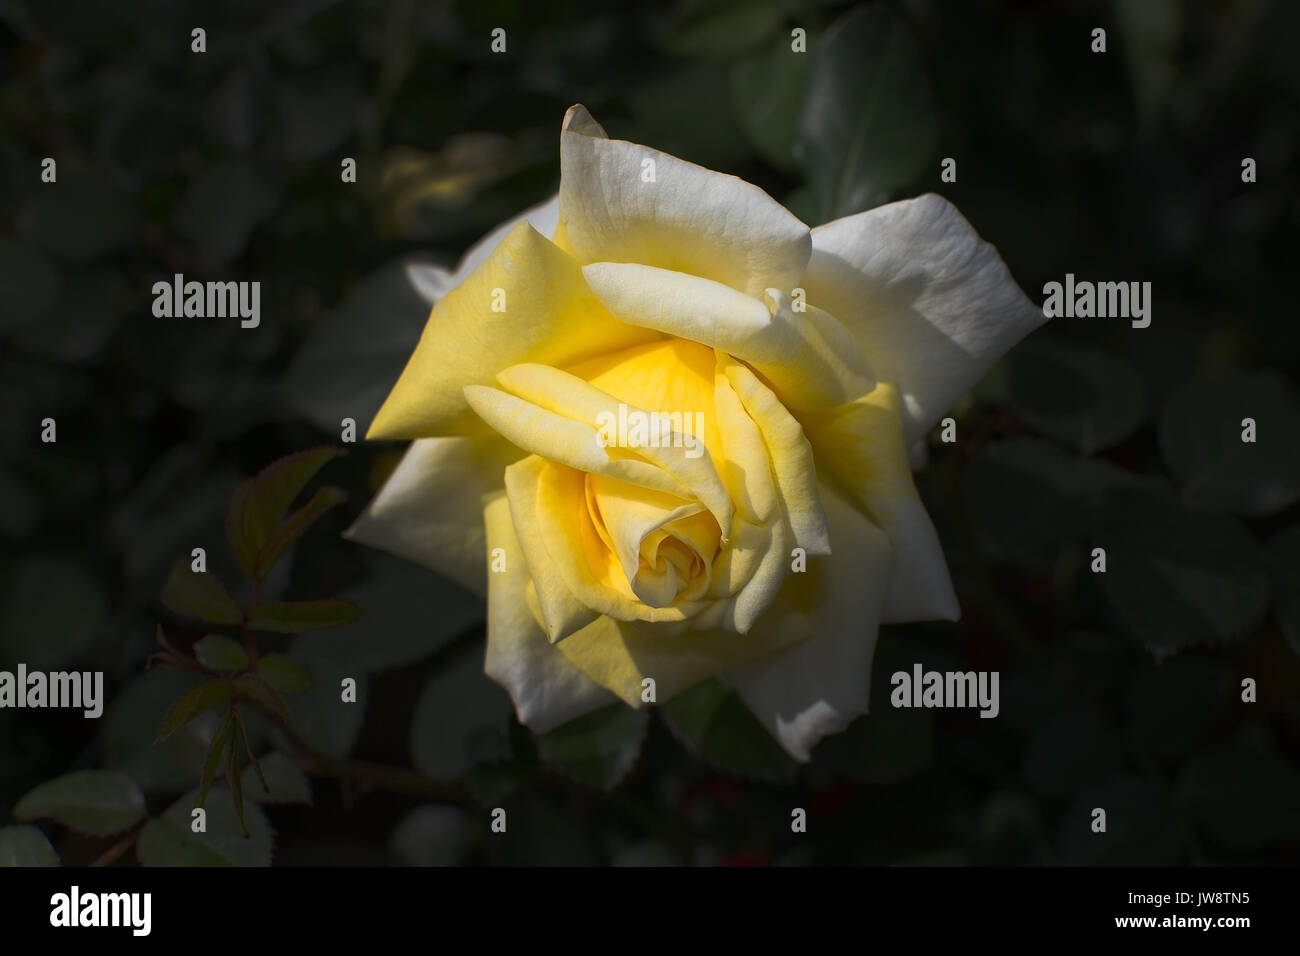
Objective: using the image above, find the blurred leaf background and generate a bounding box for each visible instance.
[0,0,1298,866]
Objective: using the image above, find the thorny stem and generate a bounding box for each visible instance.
[243,696,475,808]
[242,578,262,666]
[89,822,146,868]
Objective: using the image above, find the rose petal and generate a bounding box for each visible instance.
[580,262,872,410]
[367,222,655,440]
[481,362,734,541]
[802,383,959,623]
[802,193,1045,442]
[556,106,811,298]
[718,353,830,557]
[483,493,618,731]
[344,435,522,595]
[555,609,811,709]
[726,482,893,761]
[502,455,601,642]
[451,194,559,286]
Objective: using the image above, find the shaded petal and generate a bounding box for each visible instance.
[802,383,959,623]
[719,353,830,557]
[802,193,1045,442]
[726,483,892,761]
[344,435,522,596]
[502,455,601,642]
[482,493,617,731]
[555,610,810,709]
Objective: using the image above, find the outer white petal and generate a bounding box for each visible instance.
[802,193,1046,443]
[725,482,892,762]
[344,435,523,596]
[557,106,810,298]
[482,494,617,732]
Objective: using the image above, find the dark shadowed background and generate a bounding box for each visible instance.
[1,0,1298,866]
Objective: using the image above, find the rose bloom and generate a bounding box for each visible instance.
[349,105,1044,761]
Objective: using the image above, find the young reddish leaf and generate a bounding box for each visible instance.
[227,730,249,838]
[158,680,234,740]
[226,447,345,578]
[258,653,314,693]
[247,598,361,634]
[232,674,291,722]
[198,708,234,809]
[233,709,269,794]
[252,485,347,578]
[160,559,242,626]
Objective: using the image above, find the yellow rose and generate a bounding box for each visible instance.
[348,105,1044,760]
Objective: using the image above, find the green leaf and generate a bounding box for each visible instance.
[226,446,345,579]
[814,711,934,786]
[159,680,234,739]
[659,0,786,60]
[794,5,938,221]
[239,751,312,806]
[1008,341,1147,453]
[13,771,146,837]
[1158,370,1300,515]
[410,650,514,780]
[274,654,367,758]
[135,821,229,867]
[1022,710,1123,799]
[960,438,1132,563]
[0,467,40,538]
[298,552,479,674]
[253,486,347,578]
[1268,525,1300,660]
[1095,484,1270,656]
[1177,746,1300,849]
[0,825,60,866]
[0,557,107,670]
[172,159,282,265]
[0,237,60,333]
[389,806,476,866]
[662,678,798,783]
[193,634,250,672]
[18,172,139,261]
[247,598,361,634]
[231,674,290,722]
[1125,658,1233,766]
[537,704,649,790]
[136,787,274,867]
[198,708,234,809]
[103,670,209,792]
[159,558,243,626]
[731,33,813,172]
[257,653,314,693]
[1058,775,1188,865]
[628,64,756,171]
